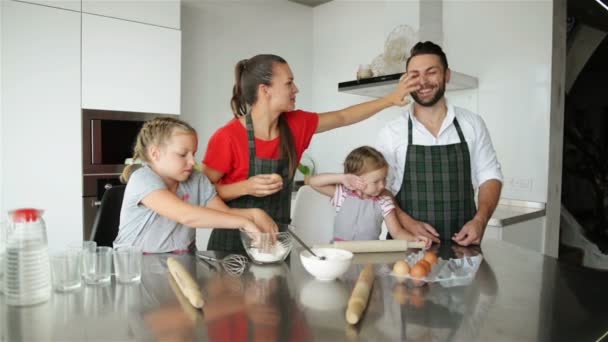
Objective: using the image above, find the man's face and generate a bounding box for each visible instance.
[406,54,450,107]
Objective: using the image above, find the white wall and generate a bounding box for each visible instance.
[443,0,553,203]
[309,0,422,173]
[181,0,313,249]
[310,0,553,205]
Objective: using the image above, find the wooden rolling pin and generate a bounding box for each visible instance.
[346,264,375,325]
[315,239,426,253]
[167,273,201,322]
[167,257,205,309]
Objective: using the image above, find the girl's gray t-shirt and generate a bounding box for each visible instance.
[113,165,217,253]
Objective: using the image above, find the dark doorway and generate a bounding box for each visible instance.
[562,5,608,255]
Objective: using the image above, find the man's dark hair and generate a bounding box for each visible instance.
[406,41,449,70]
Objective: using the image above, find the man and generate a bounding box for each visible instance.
[376,41,503,246]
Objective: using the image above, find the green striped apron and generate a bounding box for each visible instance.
[207,114,292,252]
[388,115,476,240]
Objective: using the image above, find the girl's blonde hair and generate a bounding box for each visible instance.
[343,146,388,175]
[120,117,196,183]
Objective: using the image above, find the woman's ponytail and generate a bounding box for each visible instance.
[231,59,249,117]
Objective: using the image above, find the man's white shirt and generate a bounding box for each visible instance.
[375,101,503,195]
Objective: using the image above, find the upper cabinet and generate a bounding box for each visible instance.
[82,13,181,115]
[18,0,81,12]
[82,0,180,29]
[2,0,83,250]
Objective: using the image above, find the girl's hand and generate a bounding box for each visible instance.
[242,220,262,235]
[251,209,279,236]
[416,235,432,249]
[247,173,283,197]
[387,72,421,107]
[342,174,366,192]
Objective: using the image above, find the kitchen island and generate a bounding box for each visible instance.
[1,239,606,341]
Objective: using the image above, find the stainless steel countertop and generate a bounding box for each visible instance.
[1,240,606,341]
[487,198,546,227]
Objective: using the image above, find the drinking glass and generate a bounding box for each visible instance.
[113,246,142,283]
[51,248,82,291]
[82,246,112,285]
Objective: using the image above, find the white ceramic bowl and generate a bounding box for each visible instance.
[299,248,353,281]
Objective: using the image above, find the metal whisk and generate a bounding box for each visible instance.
[221,254,249,276]
[196,252,249,276]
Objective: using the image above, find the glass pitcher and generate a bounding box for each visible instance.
[4,208,52,306]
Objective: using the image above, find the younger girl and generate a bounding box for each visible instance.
[114,117,277,253]
[309,146,429,245]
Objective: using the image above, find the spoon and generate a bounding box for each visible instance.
[287,227,326,260]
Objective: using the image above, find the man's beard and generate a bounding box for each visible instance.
[411,82,446,107]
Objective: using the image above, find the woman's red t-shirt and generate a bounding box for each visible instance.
[203,110,319,184]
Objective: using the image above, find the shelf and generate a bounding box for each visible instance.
[338,71,478,98]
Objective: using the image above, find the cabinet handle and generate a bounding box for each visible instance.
[104,183,113,190]
[94,201,102,207]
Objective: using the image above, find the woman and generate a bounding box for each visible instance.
[203,54,420,252]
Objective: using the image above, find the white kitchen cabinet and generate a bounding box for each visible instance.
[1,1,82,251]
[16,0,81,12]
[82,13,181,115]
[82,0,180,29]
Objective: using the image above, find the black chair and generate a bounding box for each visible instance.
[90,185,126,247]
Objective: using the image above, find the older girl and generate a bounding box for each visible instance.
[114,117,277,253]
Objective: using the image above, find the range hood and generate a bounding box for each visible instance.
[338,71,478,98]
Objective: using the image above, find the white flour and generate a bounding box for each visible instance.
[249,244,288,263]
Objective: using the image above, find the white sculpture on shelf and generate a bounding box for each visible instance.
[362,24,418,79]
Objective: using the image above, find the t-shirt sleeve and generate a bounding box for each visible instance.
[286,110,319,161]
[198,172,218,206]
[378,195,395,217]
[203,126,235,174]
[126,167,167,207]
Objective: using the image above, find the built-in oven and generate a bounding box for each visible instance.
[82,109,167,240]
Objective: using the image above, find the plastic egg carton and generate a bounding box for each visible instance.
[390,251,483,288]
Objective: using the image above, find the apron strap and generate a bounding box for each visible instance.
[452,117,466,144]
[407,117,413,145]
[245,114,257,173]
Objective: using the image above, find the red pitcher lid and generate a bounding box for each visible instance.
[10,208,43,222]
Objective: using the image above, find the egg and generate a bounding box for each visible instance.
[423,251,438,265]
[393,260,410,276]
[410,264,427,279]
[418,260,432,273]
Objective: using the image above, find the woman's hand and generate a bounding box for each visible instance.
[386,72,421,107]
[247,173,283,197]
[342,174,366,192]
